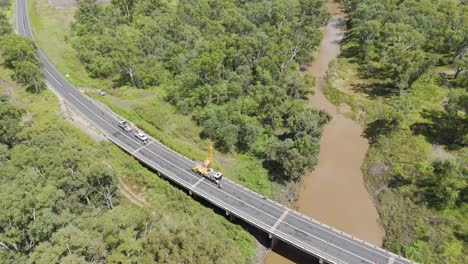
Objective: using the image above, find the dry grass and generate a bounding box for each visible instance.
[28,0,110,88]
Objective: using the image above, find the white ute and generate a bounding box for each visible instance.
[118,120,133,132]
[96,89,106,96]
[134,131,148,143]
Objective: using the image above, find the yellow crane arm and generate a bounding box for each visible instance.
[203,144,214,168]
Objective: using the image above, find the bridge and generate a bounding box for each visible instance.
[15,0,416,263]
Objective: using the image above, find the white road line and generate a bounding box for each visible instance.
[66,93,276,217]
[33,38,404,261]
[190,177,205,189]
[132,142,152,154]
[44,68,61,87]
[66,82,410,264]
[15,1,413,263]
[66,91,400,264]
[270,208,290,234]
[275,228,377,264]
[23,16,410,263]
[46,60,407,263]
[143,142,405,262]
[136,137,406,262]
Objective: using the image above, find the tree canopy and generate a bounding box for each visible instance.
[0,95,254,263]
[71,0,331,181]
[0,33,45,93]
[342,0,467,92]
[341,1,468,263]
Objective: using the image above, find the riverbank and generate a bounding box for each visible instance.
[311,1,468,262]
[265,1,384,263]
[298,1,384,246]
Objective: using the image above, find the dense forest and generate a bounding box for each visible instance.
[0,94,254,263]
[0,11,44,93]
[3,0,467,262]
[0,1,255,262]
[335,0,467,263]
[71,0,331,181]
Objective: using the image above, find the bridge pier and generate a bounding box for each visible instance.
[225,211,236,222]
[270,236,279,249]
[319,258,325,264]
[155,170,164,179]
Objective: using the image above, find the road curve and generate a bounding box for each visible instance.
[14,1,416,263]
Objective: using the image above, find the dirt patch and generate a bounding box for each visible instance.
[53,88,107,142]
[118,179,150,207]
[337,102,352,115]
[47,0,77,9]
[47,0,111,9]
[0,79,17,104]
[432,145,453,160]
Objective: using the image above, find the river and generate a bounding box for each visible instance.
[264,1,384,263]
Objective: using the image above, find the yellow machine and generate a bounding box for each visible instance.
[193,144,223,188]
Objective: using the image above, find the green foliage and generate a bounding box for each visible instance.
[363,123,467,263]
[0,1,256,261]
[12,60,45,93]
[0,34,37,67]
[342,0,467,91]
[0,101,24,146]
[0,83,255,263]
[0,34,45,93]
[0,13,11,36]
[424,159,467,209]
[71,0,330,181]
[336,1,468,262]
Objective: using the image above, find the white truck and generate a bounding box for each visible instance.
[118,120,133,132]
[134,131,148,144]
[206,168,223,188]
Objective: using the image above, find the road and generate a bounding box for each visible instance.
[15,0,416,263]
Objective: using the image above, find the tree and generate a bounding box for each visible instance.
[453,49,467,79]
[111,26,142,87]
[198,107,240,152]
[380,46,432,92]
[428,160,467,209]
[237,121,260,152]
[83,163,118,209]
[0,34,37,68]
[0,34,45,93]
[286,107,329,137]
[353,20,382,61]
[72,0,104,35]
[266,138,307,181]
[12,60,45,93]
[30,225,107,263]
[112,0,135,22]
[0,102,24,146]
[0,13,12,37]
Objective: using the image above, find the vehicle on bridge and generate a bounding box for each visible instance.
[134,131,148,144]
[118,120,133,132]
[193,144,223,188]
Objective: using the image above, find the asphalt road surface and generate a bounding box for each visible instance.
[15,0,416,263]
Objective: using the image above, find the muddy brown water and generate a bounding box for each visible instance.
[264,1,384,263]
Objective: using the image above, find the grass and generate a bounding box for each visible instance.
[25,0,278,198]
[405,74,447,123]
[322,70,394,124]
[6,1,259,258]
[327,39,466,262]
[27,0,109,88]
[0,58,257,264]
